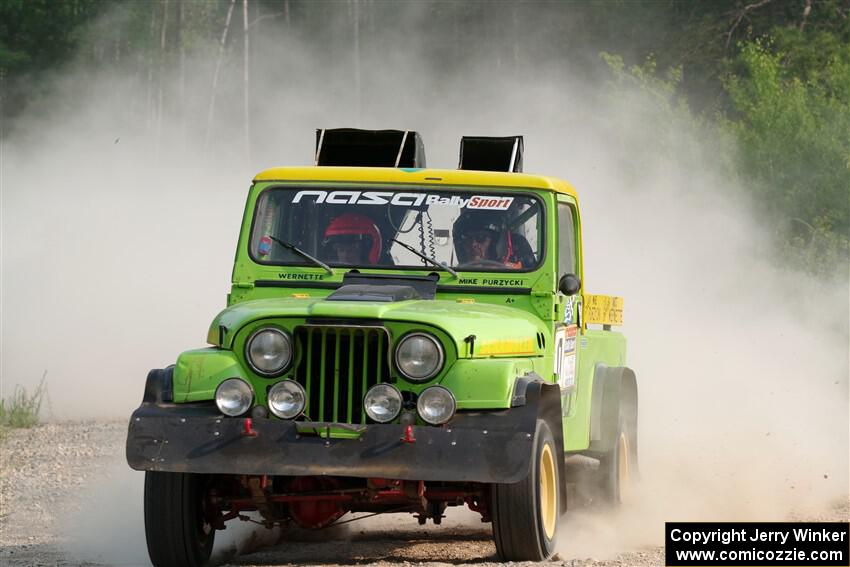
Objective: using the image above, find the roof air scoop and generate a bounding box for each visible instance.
[458,136,524,173]
[315,128,426,168]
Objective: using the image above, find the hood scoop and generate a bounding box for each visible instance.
[326,272,438,302]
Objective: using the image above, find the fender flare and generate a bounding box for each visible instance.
[587,364,637,457]
[142,366,174,404]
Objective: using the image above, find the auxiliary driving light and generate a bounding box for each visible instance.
[363,384,403,423]
[246,327,292,376]
[395,333,444,382]
[416,386,456,425]
[267,380,306,419]
[215,378,254,417]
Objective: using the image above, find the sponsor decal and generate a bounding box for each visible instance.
[466,195,514,210]
[277,273,326,281]
[584,294,624,326]
[456,277,526,286]
[477,337,535,356]
[563,296,574,324]
[291,190,513,210]
[554,325,578,389]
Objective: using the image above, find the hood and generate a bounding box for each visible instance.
[208,296,547,359]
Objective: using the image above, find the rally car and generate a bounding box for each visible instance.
[127,129,637,567]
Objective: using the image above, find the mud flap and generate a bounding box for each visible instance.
[511,375,567,513]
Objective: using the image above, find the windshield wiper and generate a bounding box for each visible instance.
[267,236,333,275]
[390,238,458,278]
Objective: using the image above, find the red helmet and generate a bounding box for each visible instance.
[323,213,382,264]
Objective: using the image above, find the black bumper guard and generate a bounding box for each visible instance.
[126,401,539,484]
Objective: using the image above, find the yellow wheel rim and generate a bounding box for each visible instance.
[617,432,631,503]
[539,443,557,539]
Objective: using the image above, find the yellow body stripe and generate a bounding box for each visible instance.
[253,166,578,198]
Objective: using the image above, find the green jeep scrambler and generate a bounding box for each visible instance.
[126,130,637,567]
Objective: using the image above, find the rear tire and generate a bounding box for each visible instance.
[599,415,637,505]
[491,420,560,560]
[144,471,215,567]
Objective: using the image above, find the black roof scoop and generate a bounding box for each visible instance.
[326,272,438,302]
[458,135,523,173]
[315,128,426,168]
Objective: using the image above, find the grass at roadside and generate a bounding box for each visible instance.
[0,375,47,437]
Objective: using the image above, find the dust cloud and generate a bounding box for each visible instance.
[59,457,281,566]
[1,3,847,565]
[554,89,849,558]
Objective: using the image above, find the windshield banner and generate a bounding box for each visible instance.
[291,190,513,210]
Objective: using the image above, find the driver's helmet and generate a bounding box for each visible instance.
[452,211,508,263]
[323,213,382,264]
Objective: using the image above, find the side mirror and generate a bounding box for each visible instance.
[559,273,581,296]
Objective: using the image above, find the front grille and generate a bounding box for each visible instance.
[293,326,391,423]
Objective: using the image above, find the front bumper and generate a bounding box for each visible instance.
[126,402,538,484]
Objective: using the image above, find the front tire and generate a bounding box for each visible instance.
[144,471,215,567]
[491,420,560,560]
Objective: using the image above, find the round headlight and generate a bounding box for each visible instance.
[417,386,456,425]
[267,380,306,419]
[363,384,403,423]
[395,333,444,382]
[215,378,254,417]
[246,328,292,376]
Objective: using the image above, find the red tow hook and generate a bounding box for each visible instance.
[242,417,258,437]
[400,424,416,444]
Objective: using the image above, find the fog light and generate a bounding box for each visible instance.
[363,384,402,423]
[417,386,456,425]
[267,380,306,419]
[215,378,254,417]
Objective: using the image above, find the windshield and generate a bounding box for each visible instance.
[249,187,544,272]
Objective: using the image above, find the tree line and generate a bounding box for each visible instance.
[1,0,847,275]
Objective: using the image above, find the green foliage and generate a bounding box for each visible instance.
[0,0,104,74]
[601,52,684,103]
[724,38,850,276]
[0,377,47,429]
[780,217,850,278]
[599,52,739,185]
[602,32,850,278]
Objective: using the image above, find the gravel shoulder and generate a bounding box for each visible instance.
[0,421,127,566]
[0,423,846,567]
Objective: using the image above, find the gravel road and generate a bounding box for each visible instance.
[0,422,127,566]
[0,423,846,567]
